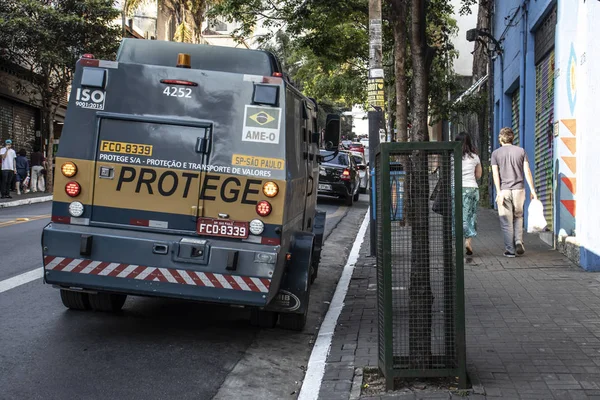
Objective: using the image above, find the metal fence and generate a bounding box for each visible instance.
[376,142,466,390]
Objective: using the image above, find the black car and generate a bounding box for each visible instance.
[318,150,361,206]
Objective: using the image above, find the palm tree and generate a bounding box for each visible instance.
[122,0,217,43]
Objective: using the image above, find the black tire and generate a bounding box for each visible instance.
[88,292,127,312]
[60,289,90,310]
[279,311,308,331]
[353,190,360,201]
[345,192,354,206]
[310,262,318,284]
[250,309,278,328]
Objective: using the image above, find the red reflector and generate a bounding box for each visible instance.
[51,216,70,224]
[272,72,283,77]
[79,58,99,67]
[256,201,272,217]
[65,181,81,197]
[82,54,95,59]
[160,79,198,86]
[261,237,281,245]
[130,218,150,227]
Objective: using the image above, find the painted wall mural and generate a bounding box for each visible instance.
[554,2,579,236]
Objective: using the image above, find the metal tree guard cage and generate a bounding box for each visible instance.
[375,142,467,390]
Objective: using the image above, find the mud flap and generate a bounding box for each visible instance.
[266,231,314,314]
[311,210,326,281]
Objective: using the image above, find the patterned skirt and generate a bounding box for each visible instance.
[462,187,479,238]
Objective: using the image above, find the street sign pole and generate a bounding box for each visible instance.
[368,0,383,256]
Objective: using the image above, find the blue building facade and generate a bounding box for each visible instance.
[492,0,600,270]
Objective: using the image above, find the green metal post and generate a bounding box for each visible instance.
[380,144,394,391]
[453,143,468,388]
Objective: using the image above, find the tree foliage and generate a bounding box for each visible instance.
[124,0,219,42]
[0,0,120,189]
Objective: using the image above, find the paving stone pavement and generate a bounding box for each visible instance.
[317,208,600,400]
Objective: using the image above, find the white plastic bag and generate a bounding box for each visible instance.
[527,199,547,233]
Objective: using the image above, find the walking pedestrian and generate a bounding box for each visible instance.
[455,132,482,256]
[0,139,17,199]
[15,149,30,195]
[30,146,45,192]
[491,127,537,258]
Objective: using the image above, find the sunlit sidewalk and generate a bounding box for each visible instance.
[318,207,600,400]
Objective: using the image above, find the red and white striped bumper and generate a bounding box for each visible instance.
[43,256,271,293]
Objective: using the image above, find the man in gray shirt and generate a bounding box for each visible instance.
[491,127,537,257]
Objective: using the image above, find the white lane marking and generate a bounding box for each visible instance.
[0,268,44,294]
[298,208,370,400]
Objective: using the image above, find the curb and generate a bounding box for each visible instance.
[349,368,363,400]
[0,195,53,208]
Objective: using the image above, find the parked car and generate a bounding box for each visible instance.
[350,152,369,193]
[360,138,369,148]
[318,150,360,206]
[348,142,364,155]
[341,140,353,149]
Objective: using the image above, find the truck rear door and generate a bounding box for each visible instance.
[91,115,212,232]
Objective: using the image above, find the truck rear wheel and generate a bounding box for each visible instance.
[60,289,90,310]
[250,309,278,328]
[279,310,308,331]
[88,293,127,312]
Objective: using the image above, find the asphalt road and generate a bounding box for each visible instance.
[0,196,368,400]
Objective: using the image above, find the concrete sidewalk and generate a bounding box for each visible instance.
[0,191,52,208]
[317,208,600,400]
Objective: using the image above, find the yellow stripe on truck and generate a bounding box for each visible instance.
[54,157,285,224]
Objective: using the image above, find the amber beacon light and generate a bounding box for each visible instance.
[61,161,77,177]
[177,53,191,68]
[262,182,279,198]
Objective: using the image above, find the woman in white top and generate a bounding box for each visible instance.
[455,132,482,255]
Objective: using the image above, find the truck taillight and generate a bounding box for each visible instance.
[340,169,351,181]
[61,162,77,177]
[262,182,278,198]
[65,181,81,197]
[256,201,272,217]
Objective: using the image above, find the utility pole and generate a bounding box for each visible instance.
[368,0,383,255]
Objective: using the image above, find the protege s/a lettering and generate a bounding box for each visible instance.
[115,167,263,204]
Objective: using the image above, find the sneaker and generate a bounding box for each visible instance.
[504,251,516,258]
[516,242,525,255]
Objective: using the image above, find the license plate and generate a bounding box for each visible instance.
[319,184,332,191]
[197,218,249,239]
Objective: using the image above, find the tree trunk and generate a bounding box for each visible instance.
[44,104,57,193]
[408,0,433,369]
[390,0,408,142]
[472,0,492,205]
